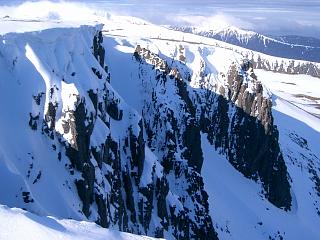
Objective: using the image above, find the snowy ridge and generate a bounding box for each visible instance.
[102,22,320,79]
[173,25,318,48]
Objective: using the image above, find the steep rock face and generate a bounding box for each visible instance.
[134,45,292,211]
[198,62,292,210]
[134,46,217,239]
[248,54,320,78]
[52,30,168,235]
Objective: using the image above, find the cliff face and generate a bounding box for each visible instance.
[198,62,292,210]
[134,46,217,239]
[249,54,320,78]
[134,45,292,212]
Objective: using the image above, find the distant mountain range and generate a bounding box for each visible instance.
[170,26,320,63]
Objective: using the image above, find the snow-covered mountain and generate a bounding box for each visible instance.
[0,1,319,240]
[170,26,320,63]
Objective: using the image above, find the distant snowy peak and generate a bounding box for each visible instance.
[170,25,320,63]
[174,25,257,44]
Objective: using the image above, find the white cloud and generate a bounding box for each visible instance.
[169,13,255,30]
[0,1,99,22]
[0,0,319,38]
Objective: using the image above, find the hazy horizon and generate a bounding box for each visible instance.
[0,0,319,38]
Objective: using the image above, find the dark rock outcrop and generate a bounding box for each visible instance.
[249,54,320,78]
[198,62,292,210]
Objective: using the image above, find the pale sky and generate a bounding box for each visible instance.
[0,0,319,38]
[79,0,320,38]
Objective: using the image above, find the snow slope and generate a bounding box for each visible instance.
[0,24,101,218]
[0,205,157,240]
[256,70,320,118]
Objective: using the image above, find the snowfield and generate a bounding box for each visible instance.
[0,205,157,240]
[0,1,319,240]
[256,69,320,119]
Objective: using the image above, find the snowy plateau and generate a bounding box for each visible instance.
[0,1,320,240]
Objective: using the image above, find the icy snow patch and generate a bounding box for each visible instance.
[140,147,163,187]
[90,117,110,148]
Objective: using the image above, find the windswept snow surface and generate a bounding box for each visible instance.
[256,69,320,119]
[0,25,104,219]
[0,205,157,240]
